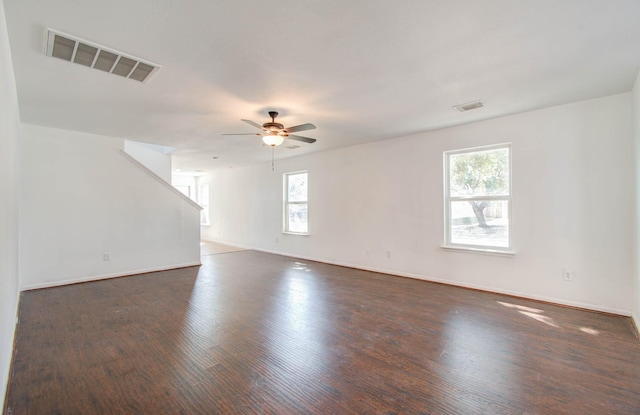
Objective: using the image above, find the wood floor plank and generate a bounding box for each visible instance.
[5,250,640,414]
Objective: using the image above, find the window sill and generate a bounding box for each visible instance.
[282,232,309,236]
[440,245,515,257]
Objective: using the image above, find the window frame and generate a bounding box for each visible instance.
[443,143,513,254]
[283,170,309,235]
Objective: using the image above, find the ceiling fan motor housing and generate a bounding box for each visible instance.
[264,111,284,132]
[263,122,284,132]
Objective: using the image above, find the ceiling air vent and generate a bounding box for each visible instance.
[453,100,485,112]
[45,29,161,83]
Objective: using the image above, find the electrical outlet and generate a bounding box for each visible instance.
[366,249,371,256]
[103,252,111,261]
[386,250,391,258]
[563,269,573,281]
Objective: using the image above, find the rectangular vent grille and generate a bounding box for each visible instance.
[45,29,161,83]
[454,100,485,112]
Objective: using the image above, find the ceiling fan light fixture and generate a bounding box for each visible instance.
[225,112,317,149]
[262,133,284,147]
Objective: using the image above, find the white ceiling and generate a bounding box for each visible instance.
[5,0,640,172]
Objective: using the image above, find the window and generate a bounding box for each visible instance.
[174,185,191,198]
[198,183,210,226]
[284,171,308,234]
[444,144,511,251]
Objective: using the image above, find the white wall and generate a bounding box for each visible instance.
[633,71,640,328]
[123,140,173,183]
[205,93,634,315]
[0,0,21,408]
[19,124,201,289]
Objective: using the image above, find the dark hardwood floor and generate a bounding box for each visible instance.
[5,250,640,414]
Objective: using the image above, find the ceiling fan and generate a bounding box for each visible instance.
[223,111,317,147]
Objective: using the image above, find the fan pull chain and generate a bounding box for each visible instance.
[271,145,275,171]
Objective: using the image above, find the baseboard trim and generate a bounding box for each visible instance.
[20,262,202,291]
[212,241,631,317]
[319,261,630,316]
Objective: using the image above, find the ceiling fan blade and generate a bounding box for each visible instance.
[287,134,316,144]
[284,123,316,133]
[221,133,262,136]
[241,119,264,129]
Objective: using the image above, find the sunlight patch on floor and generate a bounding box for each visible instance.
[292,261,311,272]
[497,301,599,335]
[200,240,246,255]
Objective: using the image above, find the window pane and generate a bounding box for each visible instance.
[449,200,509,247]
[287,204,308,233]
[199,184,209,206]
[287,173,307,202]
[449,147,509,197]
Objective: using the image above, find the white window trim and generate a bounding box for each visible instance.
[283,170,309,235]
[443,143,513,254]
